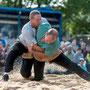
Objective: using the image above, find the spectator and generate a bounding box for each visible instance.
[0,50,6,67]
[0,41,3,51]
[60,36,70,52]
[78,38,84,48]
[4,44,10,55]
[81,42,86,53]
[72,45,78,53]
[74,48,84,64]
[83,45,89,59]
[86,45,90,72]
[64,45,75,61]
[0,33,6,48]
[72,39,77,46]
[64,45,75,74]
[86,45,90,63]
[78,58,87,71]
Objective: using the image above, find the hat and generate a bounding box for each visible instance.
[79,58,84,61]
[79,38,83,42]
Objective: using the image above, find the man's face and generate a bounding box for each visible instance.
[30,14,41,28]
[86,46,90,52]
[67,47,71,53]
[78,50,81,54]
[62,37,67,42]
[45,34,56,44]
[80,61,84,66]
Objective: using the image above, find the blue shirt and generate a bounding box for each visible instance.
[0,38,6,48]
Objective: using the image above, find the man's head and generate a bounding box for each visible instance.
[79,38,84,44]
[77,48,82,54]
[86,45,90,52]
[45,28,58,44]
[79,58,84,66]
[62,36,67,42]
[67,45,72,54]
[29,10,41,28]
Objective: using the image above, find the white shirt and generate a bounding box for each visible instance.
[19,17,48,47]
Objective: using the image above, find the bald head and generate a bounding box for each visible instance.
[47,28,58,40]
[45,28,59,44]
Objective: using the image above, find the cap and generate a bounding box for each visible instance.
[79,38,83,42]
[79,58,84,61]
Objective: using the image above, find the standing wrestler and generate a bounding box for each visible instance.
[2,10,49,81]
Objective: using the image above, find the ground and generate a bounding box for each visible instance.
[0,63,90,90]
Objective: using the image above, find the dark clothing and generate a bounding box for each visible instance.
[5,41,45,81]
[83,51,87,58]
[20,58,45,80]
[51,53,90,81]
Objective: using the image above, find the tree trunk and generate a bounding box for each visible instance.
[19,0,22,8]
[14,0,17,7]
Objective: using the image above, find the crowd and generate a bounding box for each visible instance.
[60,36,90,73]
[0,33,10,67]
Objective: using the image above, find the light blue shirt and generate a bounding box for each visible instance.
[19,17,48,47]
[74,53,84,64]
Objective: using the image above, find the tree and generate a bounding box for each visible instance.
[52,0,90,36]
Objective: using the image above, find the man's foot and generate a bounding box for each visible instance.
[2,74,9,81]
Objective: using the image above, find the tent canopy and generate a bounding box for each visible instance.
[0,6,62,41]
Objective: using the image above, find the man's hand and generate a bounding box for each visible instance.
[26,42,33,53]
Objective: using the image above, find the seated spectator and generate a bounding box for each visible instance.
[60,36,70,52]
[64,45,75,61]
[4,43,10,55]
[86,46,90,72]
[83,45,90,72]
[0,41,3,51]
[74,48,84,64]
[64,45,75,75]
[83,45,90,59]
[0,41,6,67]
[81,42,86,53]
[0,33,6,48]
[78,38,84,48]
[78,58,87,71]
[86,45,90,63]
[72,45,78,53]
[0,50,6,67]
[72,39,77,46]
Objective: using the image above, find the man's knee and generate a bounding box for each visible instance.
[20,70,31,78]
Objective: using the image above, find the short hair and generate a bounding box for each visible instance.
[47,28,58,40]
[67,45,72,49]
[29,10,41,19]
[78,47,81,51]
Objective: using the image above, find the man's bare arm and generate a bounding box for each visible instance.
[31,50,51,58]
[33,44,44,52]
[26,42,44,53]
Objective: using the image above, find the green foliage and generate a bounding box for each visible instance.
[53,0,90,36]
